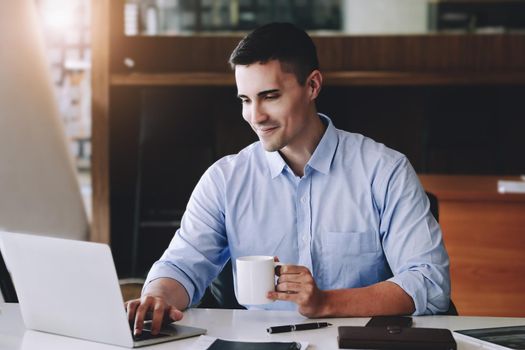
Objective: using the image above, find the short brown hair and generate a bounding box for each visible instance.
[229,22,319,85]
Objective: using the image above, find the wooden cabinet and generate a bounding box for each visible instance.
[420,175,525,316]
[92,1,525,296]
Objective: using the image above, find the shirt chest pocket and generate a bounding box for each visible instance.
[318,231,381,289]
[322,231,380,256]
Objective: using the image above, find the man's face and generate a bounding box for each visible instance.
[235,60,314,152]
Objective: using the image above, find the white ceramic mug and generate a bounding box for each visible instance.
[236,255,282,305]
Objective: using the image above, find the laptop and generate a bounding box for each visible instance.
[0,231,206,347]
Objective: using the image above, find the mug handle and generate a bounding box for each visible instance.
[274,261,284,276]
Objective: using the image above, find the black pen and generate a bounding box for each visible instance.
[267,322,333,334]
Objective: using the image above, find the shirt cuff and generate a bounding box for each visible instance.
[143,260,196,306]
[388,272,428,315]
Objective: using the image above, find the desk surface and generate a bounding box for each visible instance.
[2,303,525,350]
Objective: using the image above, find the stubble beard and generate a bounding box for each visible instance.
[260,138,283,152]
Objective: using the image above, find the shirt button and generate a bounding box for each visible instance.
[301,196,307,204]
[303,235,308,242]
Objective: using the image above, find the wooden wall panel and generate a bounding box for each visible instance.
[90,0,110,244]
[328,35,525,72]
[109,34,525,74]
[420,175,525,316]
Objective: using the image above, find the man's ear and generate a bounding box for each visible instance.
[307,70,322,100]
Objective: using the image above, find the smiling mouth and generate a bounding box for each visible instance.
[256,126,278,135]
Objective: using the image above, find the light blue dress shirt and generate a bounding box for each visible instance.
[145,114,451,315]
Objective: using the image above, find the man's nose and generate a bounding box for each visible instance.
[251,103,268,124]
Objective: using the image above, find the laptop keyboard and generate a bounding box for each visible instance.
[132,329,169,341]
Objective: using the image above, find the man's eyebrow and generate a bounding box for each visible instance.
[257,89,280,96]
[237,89,280,99]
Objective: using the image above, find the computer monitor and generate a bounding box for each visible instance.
[0,0,89,302]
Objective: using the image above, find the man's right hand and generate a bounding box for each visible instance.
[125,295,184,336]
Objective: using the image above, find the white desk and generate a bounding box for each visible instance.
[1,303,524,350]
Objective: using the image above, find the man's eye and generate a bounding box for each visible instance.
[265,95,279,100]
[240,99,250,104]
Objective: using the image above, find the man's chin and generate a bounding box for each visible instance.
[260,141,282,153]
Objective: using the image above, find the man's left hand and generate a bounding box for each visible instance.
[267,264,327,317]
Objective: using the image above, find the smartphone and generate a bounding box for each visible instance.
[365,316,413,328]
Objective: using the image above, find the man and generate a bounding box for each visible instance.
[127,22,450,336]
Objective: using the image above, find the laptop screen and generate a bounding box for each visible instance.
[0,0,89,240]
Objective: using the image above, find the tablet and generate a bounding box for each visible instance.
[454,325,525,350]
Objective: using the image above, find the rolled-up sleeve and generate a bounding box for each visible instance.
[143,164,229,306]
[377,157,451,315]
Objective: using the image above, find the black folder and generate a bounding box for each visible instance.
[208,339,301,350]
[338,326,457,350]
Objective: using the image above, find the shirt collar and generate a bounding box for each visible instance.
[264,147,287,179]
[307,113,338,175]
[264,113,338,178]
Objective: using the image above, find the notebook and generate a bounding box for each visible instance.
[0,231,206,347]
[338,326,456,350]
[191,335,308,350]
